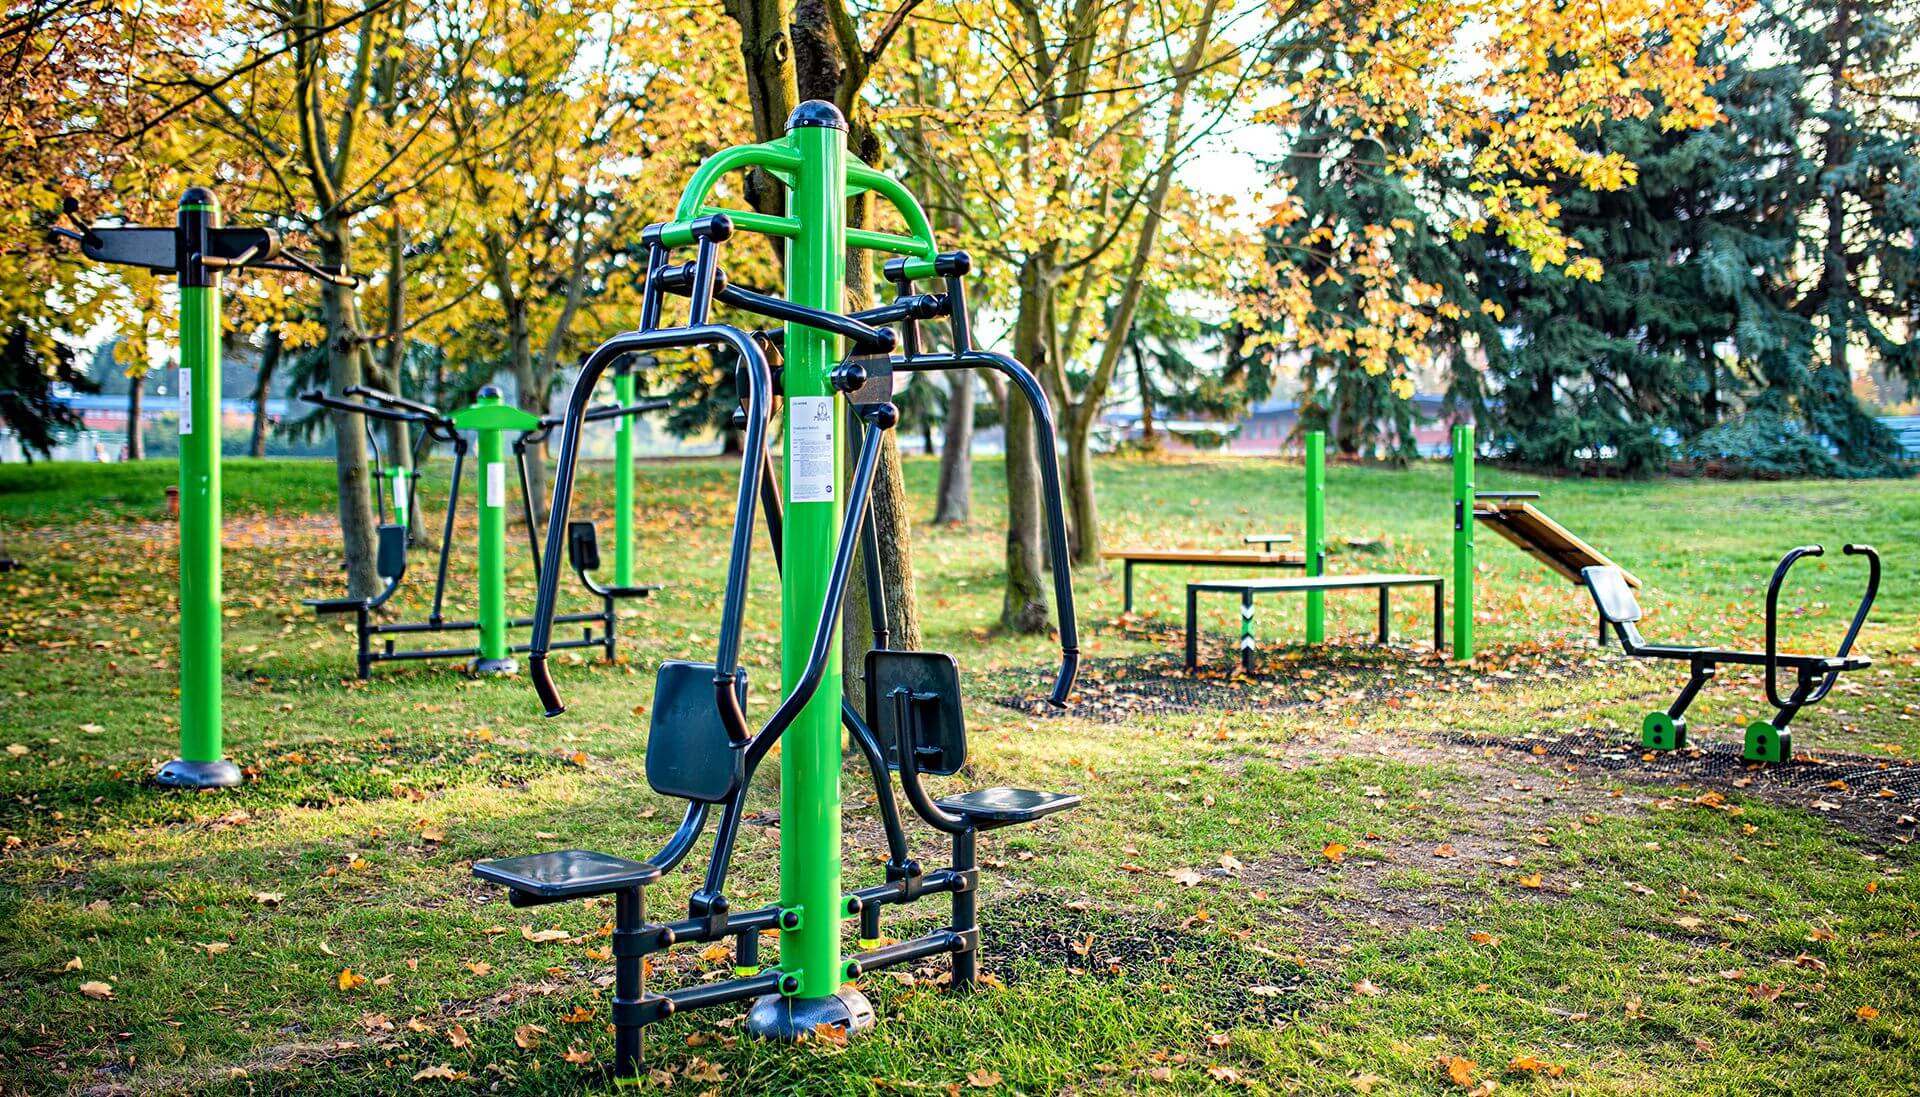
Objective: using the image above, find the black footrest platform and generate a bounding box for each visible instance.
[473,849,662,900]
[935,787,1080,830]
[605,584,662,599]
[305,596,369,614]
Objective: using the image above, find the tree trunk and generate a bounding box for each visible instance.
[1065,407,1099,565]
[320,239,382,601]
[1002,259,1053,633]
[933,369,973,524]
[378,217,416,528]
[1822,0,1852,396]
[126,377,144,460]
[250,328,282,458]
[1135,348,1157,448]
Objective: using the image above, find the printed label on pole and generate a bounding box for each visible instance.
[178,371,193,436]
[788,397,836,503]
[393,476,409,514]
[487,462,505,509]
[615,414,626,434]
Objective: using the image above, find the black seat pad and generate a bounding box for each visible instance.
[936,787,1080,830]
[473,849,661,899]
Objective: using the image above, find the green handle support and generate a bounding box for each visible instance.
[1304,431,1326,644]
[1452,424,1474,661]
[452,388,540,675]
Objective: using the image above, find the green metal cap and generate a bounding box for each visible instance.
[451,385,542,431]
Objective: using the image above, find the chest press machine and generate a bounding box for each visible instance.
[1583,543,1880,763]
[471,101,1082,1078]
[299,384,664,678]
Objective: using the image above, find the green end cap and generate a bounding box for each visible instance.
[733,965,761,978]
[451,402,543,431]
[897,258,939,281]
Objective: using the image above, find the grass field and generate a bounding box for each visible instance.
[1,454,1916,1095]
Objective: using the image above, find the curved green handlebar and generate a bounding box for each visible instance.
[662,136,939,262]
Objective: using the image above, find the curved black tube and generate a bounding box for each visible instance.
[741,412,888,772]
[894,349,1079,705]
[700,417,889,902]
[343,384,448,424]
[1773,543,1881,708]
[300,390,435,428]
[526,324,772,720]
[892,687,970,835]
[1763,545,1825,709]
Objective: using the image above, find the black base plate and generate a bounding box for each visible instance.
[745,986,876,1042]
[468,656,519,677]
[154,758,244,789]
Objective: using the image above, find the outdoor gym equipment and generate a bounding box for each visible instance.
[51,188,352,788]
[300,384,662,678]
[1473,490,1640,643]
[472,101,1080,1079]
[1195,428,1471,665]
[1583,544,1880,763]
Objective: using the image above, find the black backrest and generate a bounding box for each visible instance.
[567,520,601,572]
[647,661,745,803]
[865,650,966,776]
[1581,566,1642,625]
[375,524,409,580]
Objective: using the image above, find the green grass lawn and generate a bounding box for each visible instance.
[1,454,1915,1095]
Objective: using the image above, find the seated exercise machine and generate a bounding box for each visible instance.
[1583,543,1880,763]
[300,384,665,678]
[472,101,1081,1080]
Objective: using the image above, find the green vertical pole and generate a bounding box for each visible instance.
[1452,424,1474,661]
[452,386,539,675]
[613,364,636,588]
[158,188,242,789]
[1304,430,1326,644]
[753,100,866,1036]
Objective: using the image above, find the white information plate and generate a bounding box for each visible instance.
[487,462,506,508]
[178,371,193,436]
[788,396,836,503]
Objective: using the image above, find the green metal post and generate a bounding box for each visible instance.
[1304,431,1326,644]
[1452,424,1474,661]
[157,188,242,789]
[613,363,636,588]
[750,101,870,1038]
[451,387,540,675]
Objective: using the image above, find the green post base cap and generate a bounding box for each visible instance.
[1642,712,1686,752]
[1743,721,1791,765]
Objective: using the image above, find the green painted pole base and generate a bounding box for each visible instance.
[1641,712,1686,752]
[1743,721,1791,764]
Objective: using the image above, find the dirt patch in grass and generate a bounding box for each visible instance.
[1448,727,1920,845]
[993,645,1598,723]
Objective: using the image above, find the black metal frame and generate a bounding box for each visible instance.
[478,216,1082,1079]
[299,386,662,678]
[1585,543,1880,755]
[1183,574,1445,671]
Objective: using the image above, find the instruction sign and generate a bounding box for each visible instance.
[788,397,836,503]
[486,462,506,509]
[178,371,193,436]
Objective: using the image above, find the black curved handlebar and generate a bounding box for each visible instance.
[526,324,773,726]
[1763,543,1881,709]
[894,349,1079,706]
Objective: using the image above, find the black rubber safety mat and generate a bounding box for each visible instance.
[994,645,1594,723]
[1449,727,1920,841]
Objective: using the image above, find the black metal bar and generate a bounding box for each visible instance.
[846,930,964,978]
[430,442,466,625]
[893,349,1077,705]
[1185,586,1200,670]
[526,323,772,720]
[951,828,978,989]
